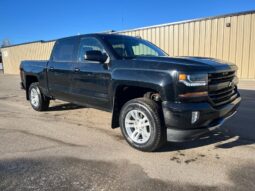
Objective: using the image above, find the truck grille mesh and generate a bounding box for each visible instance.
[208,71,238,108]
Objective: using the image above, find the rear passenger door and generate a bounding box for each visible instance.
[71,37,111,110]
[47,37,79,101]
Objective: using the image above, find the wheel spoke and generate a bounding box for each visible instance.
[142,117,148,122]
[142,121,150,127]
[125,119,136,129]
[134,132,141,141]
[125,119,135,124]
[131,130,140,141]
[141,128,150,139]
[131,110,138,120]
[125,123,135,129]
[124,109,151,144]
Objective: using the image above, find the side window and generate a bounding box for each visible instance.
[132,43,159,56]
[112,43,128,57]
[52,38,76,62]
[79,37,105,62]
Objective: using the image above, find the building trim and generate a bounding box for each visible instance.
[117,10,255,33]
[1,40,56,49]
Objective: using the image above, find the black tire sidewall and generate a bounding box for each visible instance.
[120,99,162,151]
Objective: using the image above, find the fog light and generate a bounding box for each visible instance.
[191,111,200,124]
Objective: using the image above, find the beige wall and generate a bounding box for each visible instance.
[120,12,255,79]
[1,11,254,79]
[1,41,55,74]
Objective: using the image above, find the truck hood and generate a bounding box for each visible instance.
[132,56,237,72]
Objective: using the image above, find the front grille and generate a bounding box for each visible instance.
[208,71,235,84]
[208,71,238,108]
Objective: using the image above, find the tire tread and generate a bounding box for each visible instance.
[120,97,166,152]
[29,82,49,111]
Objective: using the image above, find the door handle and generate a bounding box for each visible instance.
[87,73,93,77]
[49,67,54,71]
[74,68,80,72]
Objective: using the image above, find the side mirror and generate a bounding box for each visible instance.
[84,50,108,63]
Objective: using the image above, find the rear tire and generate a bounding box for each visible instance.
[29,82,50,111]
[119,98,166,152]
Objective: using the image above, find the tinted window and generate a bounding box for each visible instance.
[104,35,167,58]
[78,37,105,62]
[53,38,77,62]
[132,43,159,56]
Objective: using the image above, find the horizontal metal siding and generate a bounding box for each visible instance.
[1,11,254,79]
[249,14,255,79]
[119,12,255,79]
[1,41,55,74]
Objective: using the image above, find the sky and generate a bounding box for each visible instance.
[0,0,255,45]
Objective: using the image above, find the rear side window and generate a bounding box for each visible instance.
[52,38,77,62]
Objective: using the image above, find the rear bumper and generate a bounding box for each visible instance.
[162,96,241,142]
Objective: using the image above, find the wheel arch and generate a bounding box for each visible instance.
[111,83,162,129]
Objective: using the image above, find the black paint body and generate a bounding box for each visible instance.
[20,34,241,142]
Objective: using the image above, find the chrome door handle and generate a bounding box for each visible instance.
[74,68,80,72]
[49,67,54,71]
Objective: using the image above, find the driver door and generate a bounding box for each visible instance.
[71,37,111,110]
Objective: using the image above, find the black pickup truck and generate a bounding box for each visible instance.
[20,33,241,151]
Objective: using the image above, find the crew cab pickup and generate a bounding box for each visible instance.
[20,34,241,151]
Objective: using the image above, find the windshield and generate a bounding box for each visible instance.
[104,35,167,59]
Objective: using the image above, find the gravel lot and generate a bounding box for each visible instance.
[0,74,255,191]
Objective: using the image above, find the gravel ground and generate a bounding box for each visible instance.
[0,74,254,191]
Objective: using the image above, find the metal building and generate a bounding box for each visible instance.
[1,10,254,79]
[120,10,255,79]
[1,41,54,74]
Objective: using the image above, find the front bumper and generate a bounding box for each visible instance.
[162,96,241,142]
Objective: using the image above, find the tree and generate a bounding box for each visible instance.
[1,39,11,48]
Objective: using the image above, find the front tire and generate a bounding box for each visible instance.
[29,82,50,111]
[119,98,166,152]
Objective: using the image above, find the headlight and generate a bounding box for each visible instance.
[178,73,208,86]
